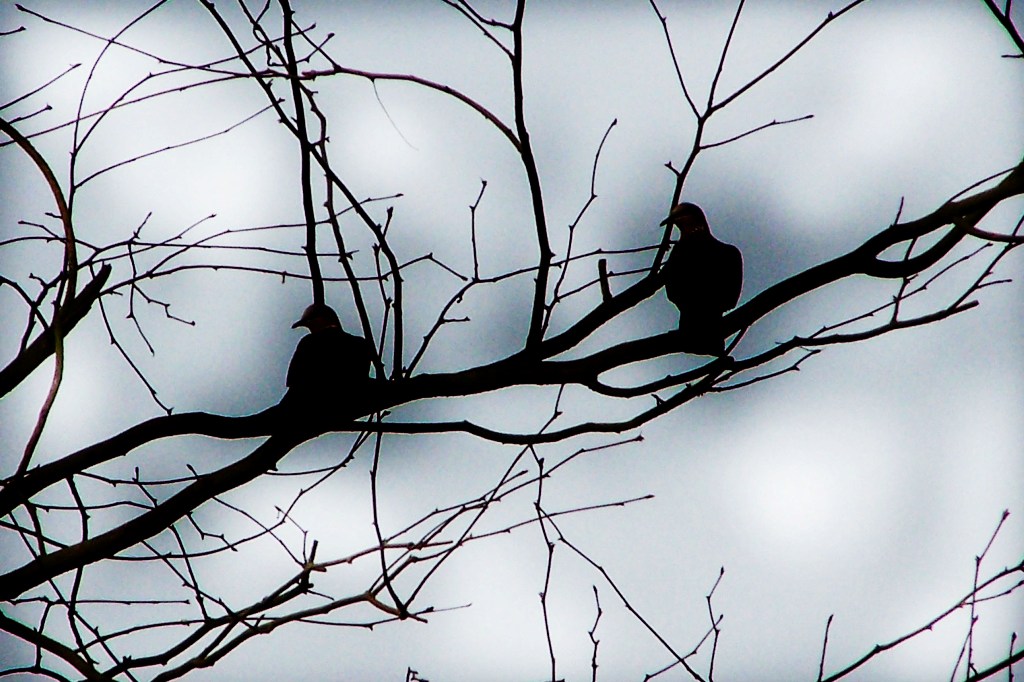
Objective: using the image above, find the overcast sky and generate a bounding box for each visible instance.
[1,2,1023,681]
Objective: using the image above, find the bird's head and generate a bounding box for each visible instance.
[292,303,341,332]
[660,202,710,237]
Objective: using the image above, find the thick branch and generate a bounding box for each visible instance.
[369,368,722,445]
[0,265,111,399]
[726,162,1024,335]
[512,0,552,351]
[963,647,1024,682]
[6,165,1022,513]
[0,408,271,518]
[0,609,104,681]
[0,433,307,601]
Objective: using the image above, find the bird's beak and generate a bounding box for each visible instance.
[659,216,671,226]
[291,319,304,329]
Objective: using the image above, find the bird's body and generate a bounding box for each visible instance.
[286,327,375,395]
[661,203,743,355]
[281,303,375,421]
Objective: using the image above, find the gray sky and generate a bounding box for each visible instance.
[1,2,1023,680]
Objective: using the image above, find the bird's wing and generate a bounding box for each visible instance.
[661,240,691,306]
[720,243,743,310]
[285,334,315,388]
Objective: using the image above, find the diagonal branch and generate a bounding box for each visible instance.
[4,161,1021,557]
[0,409,273,519]
[0,265,110,400]
[0,433,309,602]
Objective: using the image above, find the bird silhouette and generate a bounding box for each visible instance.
[281,303,375,422]
[660,203,743,355]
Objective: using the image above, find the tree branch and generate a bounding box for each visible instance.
[512,0,553,351]
[0,265,111,399]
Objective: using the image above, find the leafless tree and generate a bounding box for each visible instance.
[1,1,1022,681]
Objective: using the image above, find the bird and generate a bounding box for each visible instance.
[281,303,376,421]
[660,202,743,356]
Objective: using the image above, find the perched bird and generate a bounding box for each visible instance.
[281,303,375,420]
[660,203,743,355]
